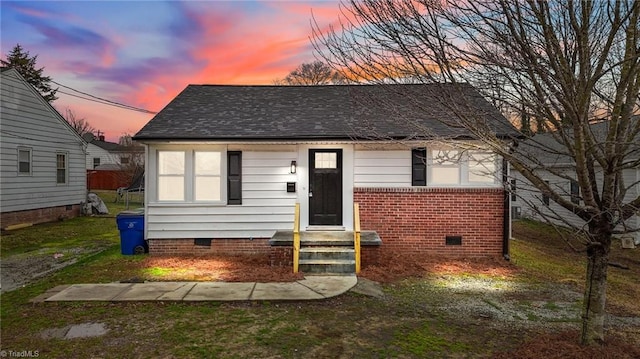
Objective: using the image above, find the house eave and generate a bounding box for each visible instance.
[132,134,516,145]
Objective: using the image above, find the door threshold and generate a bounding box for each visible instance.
[306,226,345,231]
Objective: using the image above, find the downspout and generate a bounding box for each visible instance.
[502,156,510,261]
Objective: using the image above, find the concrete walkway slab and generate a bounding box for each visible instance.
[45,283,132,301]
[251,282,323,300]
[183,282,255,301]
[158,282,197,301]
[297,275,357,298]
[113,282,194,301]
[38,276,359,302]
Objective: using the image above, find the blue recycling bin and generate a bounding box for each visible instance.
[116,209,147,255]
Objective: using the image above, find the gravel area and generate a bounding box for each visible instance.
[0,246,110,293]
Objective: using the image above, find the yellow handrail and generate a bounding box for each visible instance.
[354,202,361,273]
[293,203,300,273]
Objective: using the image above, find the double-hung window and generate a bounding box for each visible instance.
[158,151,185,201]
[156,149,241,204]
[424,148,499,186]
[56,152,67,184]
[468,152,497,184]
[429,149,461,185]
[194,151,221,201]
[18,147,32,175]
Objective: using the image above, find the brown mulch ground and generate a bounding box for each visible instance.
[139,253,517,283]
[358,253,518,283]
[138,254,304,282]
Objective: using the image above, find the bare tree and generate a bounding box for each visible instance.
[313,0,639,345]
[63,108,95,136]
[275,61,347,85]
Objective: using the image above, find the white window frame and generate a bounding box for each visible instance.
[155,147,227,204]
[157,150,186,201]
[467,151,498,185]
[427,148,500,187]
[193,151,222,202]
[56,152,68,185]
[428,148,462,185]
[17,147,32,176]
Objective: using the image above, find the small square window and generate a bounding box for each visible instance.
[93,157,101,169]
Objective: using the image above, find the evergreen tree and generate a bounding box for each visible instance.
[2,44,58,102]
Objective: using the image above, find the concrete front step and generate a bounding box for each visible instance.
[299,247,355,261]
[299,259,356,274]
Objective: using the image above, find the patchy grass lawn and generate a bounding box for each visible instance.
[511,219,640,317]
[1,212,639,358]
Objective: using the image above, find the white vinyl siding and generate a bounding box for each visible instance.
[0,69,86,213]
[146,148,297,239]
[511,166,639,244]
[84,143,120,169]
[354,150,411,187]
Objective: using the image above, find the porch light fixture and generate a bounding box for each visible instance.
[290,160,297,174]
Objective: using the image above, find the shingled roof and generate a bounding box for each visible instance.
[134,83,519,141]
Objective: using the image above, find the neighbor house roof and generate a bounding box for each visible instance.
[82,133,144,153]
[134,83,519,141]
[513,117,640,167]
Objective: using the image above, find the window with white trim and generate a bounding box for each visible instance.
[429,149,461,184]
[427,149,499,186]
[158,151,185,201]
[468,152,497,183]
[18,147,32,175]
[194,151,221,201]
[56,152,67,184]
[156,149,231,203]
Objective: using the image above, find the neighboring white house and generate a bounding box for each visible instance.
[134,84,520,265]
[0,68,87,228]
[83,133,143,170]
[510,121,640,245]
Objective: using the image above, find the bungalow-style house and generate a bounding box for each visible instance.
[133,84,520,271]
[0,68,87,228]
[510,120,639,245]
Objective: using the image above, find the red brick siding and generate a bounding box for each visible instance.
[1,204,82,228]
[149,239,295,267]
[354,187,504,257]
[148,238,271,256]
[270,246,293,267]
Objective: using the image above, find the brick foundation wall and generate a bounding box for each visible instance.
[148,238,271,256]
[1,204,82,229]
[149,238,295,267]
[270,246,293,267]
[354,187,505,257]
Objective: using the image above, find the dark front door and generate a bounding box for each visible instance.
[309,149,342,225]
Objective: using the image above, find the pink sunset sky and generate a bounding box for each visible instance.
[1,1,345,142]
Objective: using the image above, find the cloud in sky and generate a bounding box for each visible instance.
[1,1,344,141]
